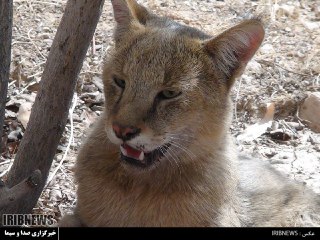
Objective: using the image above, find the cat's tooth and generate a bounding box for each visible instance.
[120,145,127,156]
[138,151,144,161]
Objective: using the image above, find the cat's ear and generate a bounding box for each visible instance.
[204,19,264,88]
[111,0,150,43]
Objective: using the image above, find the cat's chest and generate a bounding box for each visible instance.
[77,182,216,227]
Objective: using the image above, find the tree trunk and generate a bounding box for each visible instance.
[0,0,105,222]
[0,0,13,154]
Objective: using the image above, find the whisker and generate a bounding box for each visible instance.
[167,136,193,143]
[160,146,180,173]
[167,133,194,138]
[165,146,182,176]
[169,140,197,162]
[159,146,174,169]
[169,140,197,157]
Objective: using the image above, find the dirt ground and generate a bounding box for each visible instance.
[1,0,320,225]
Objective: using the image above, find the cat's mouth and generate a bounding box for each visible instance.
[119,143,170,168]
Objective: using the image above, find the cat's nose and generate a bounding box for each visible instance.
[112,123,141,141]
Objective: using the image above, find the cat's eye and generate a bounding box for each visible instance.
[158,90,182,99]
[113,77,126,89]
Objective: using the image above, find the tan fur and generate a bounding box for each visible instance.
[60,0,320,227]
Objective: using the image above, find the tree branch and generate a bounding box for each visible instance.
[0,0,105,221]
[0,0,13,152]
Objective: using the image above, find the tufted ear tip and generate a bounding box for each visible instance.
[111,0,132,25]
[204,19,265,87]
[235,20,265,63]
[111,0,150,44]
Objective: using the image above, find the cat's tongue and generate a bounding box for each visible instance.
[120,144,144,161]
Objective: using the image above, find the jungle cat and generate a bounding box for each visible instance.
[60,0,320,227]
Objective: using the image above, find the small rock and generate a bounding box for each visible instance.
[271,121,279,131]
[91,61,100,66]
[241,74,253,84]
[312,64,320,74]
[17,93,36,103]
[247,60,262,72]
[301,20,319,31]
[308,134,320,145]
[160,2,168,7]
[299,92,320,133]
[184,1,191,6]
[72,114,82,122]
[263,149,277,158]
[296,51,305,58]
[276,4,299,19]
[5,109,16,118]
[286,122,304,130]
[82,84,98,93]
[6,98,26,110]
[57,145,67,152]
[40,33,50,39]
[49,189,62,201]
[43,39,53,45]
[95,44,102,51]
[42,27,51,32]
[284,27,291,32]
[8,127,23,141]
[260,43,274,55]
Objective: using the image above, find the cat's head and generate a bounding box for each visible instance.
[103,0,264,171]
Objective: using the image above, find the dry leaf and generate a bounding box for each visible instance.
[269,130,292,141]
[237,103,275,142]
[17,102,33,129]
[10,60,28,87]
[7,141,20,155]
[27,82,40,92]
[92,76,104,92]
[275,4,299,19]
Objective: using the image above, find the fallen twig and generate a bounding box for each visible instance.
[0,159,12,166]
[0,158,14,178]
